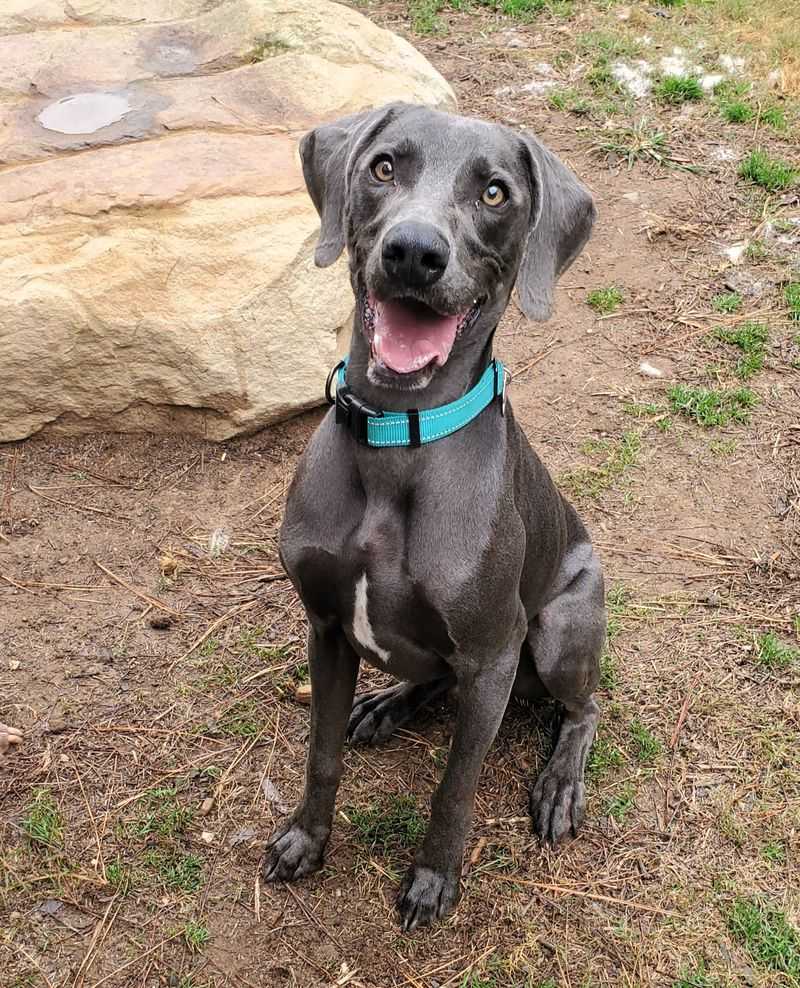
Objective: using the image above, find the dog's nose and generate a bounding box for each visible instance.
[381,222,450,288]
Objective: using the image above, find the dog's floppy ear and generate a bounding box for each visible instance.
[299,103,405,268]
[516,132,596,321]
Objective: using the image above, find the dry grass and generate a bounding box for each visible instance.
[706,0,800,96]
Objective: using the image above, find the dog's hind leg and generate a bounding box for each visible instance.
[525,543,605,845]
[347,677,453,745]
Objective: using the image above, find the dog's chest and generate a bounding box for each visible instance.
[290,498,456,681]
[346,501,456,676]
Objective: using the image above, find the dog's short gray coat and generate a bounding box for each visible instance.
[262,103,606,931]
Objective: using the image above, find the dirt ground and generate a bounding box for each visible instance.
[2,1,799,986]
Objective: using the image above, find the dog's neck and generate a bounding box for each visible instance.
[343,312,498,413]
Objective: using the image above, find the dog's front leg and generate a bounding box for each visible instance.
[397,621,525,931]
[263,626,359,882]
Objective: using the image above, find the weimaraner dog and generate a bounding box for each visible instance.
[263,103,605,931]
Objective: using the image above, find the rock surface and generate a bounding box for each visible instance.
[0,0,454,441]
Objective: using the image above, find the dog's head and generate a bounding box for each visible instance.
[301,103,595,391]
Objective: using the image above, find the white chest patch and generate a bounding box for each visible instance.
[352,572,391,664]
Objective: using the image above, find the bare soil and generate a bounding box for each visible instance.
[2,2,799,986]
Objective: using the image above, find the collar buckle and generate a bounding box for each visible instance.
[335,386,383,445]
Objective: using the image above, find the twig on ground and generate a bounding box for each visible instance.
[93,560,182,618]
[492,875,677,916]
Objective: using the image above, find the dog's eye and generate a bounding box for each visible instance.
[371,157,395,183]
[481,183,507,208]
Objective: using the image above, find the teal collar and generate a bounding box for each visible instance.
[325,358,507,447]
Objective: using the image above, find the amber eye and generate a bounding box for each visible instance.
[371,157,395,183]
[481,183,507,207]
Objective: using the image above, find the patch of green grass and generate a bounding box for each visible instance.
[716,322,768,350]
[629,720,662,763]
[720,99,754,123]
[672,960,720,987]
[459,972,500,988]
[216,699,263,738]
[727,895,800,980]
[199,636,220,658]
[106,858,132,895]
[655,75,704,104]
[733,351,763,380]
[714,79,750,100]
[755,631,799,669]
[668,384,758,427]
[142,849,203,893]
[606,582,631,641]
[710,438,737,456]
[761,840,786,864]
[413,0,555,24]
[345,795,426,854]
[712,291,743,313]
[496,0,549,16]
[585,57,623,97]
[588,737,624,779]
[547,87,592,114]
[657,0,685,6]
[560,432,641,500]
[714,87,788,130]
[738,150,797,192]
[22,789,64,850]
[599,650,617,690]
[409,0,444,33]
[183,920,211,952]
[293,661,309,684]
[746,239,767,262]
[761,105,787,129]
[587,286,623,314]
[237,626,291,661]
[599,119,672,169]
[605,782,635,823]
[716,322,768,379]
[785,282,800,321]
[132,787,193,839]
[547,88,571,111]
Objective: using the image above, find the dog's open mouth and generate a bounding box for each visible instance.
[363,294,481,375]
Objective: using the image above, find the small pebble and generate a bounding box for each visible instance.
[295,683,312,705]
[159,554,178,577]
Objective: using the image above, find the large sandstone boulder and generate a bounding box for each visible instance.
[0,0,454,441]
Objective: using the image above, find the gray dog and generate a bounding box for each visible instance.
[263,103,606,931]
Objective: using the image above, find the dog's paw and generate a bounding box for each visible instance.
[347,685,410,745]
[397,865,460,931]
[530,765,586,846]
[261,822,328,883]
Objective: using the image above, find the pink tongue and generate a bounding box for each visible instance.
[372,298,461,374]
